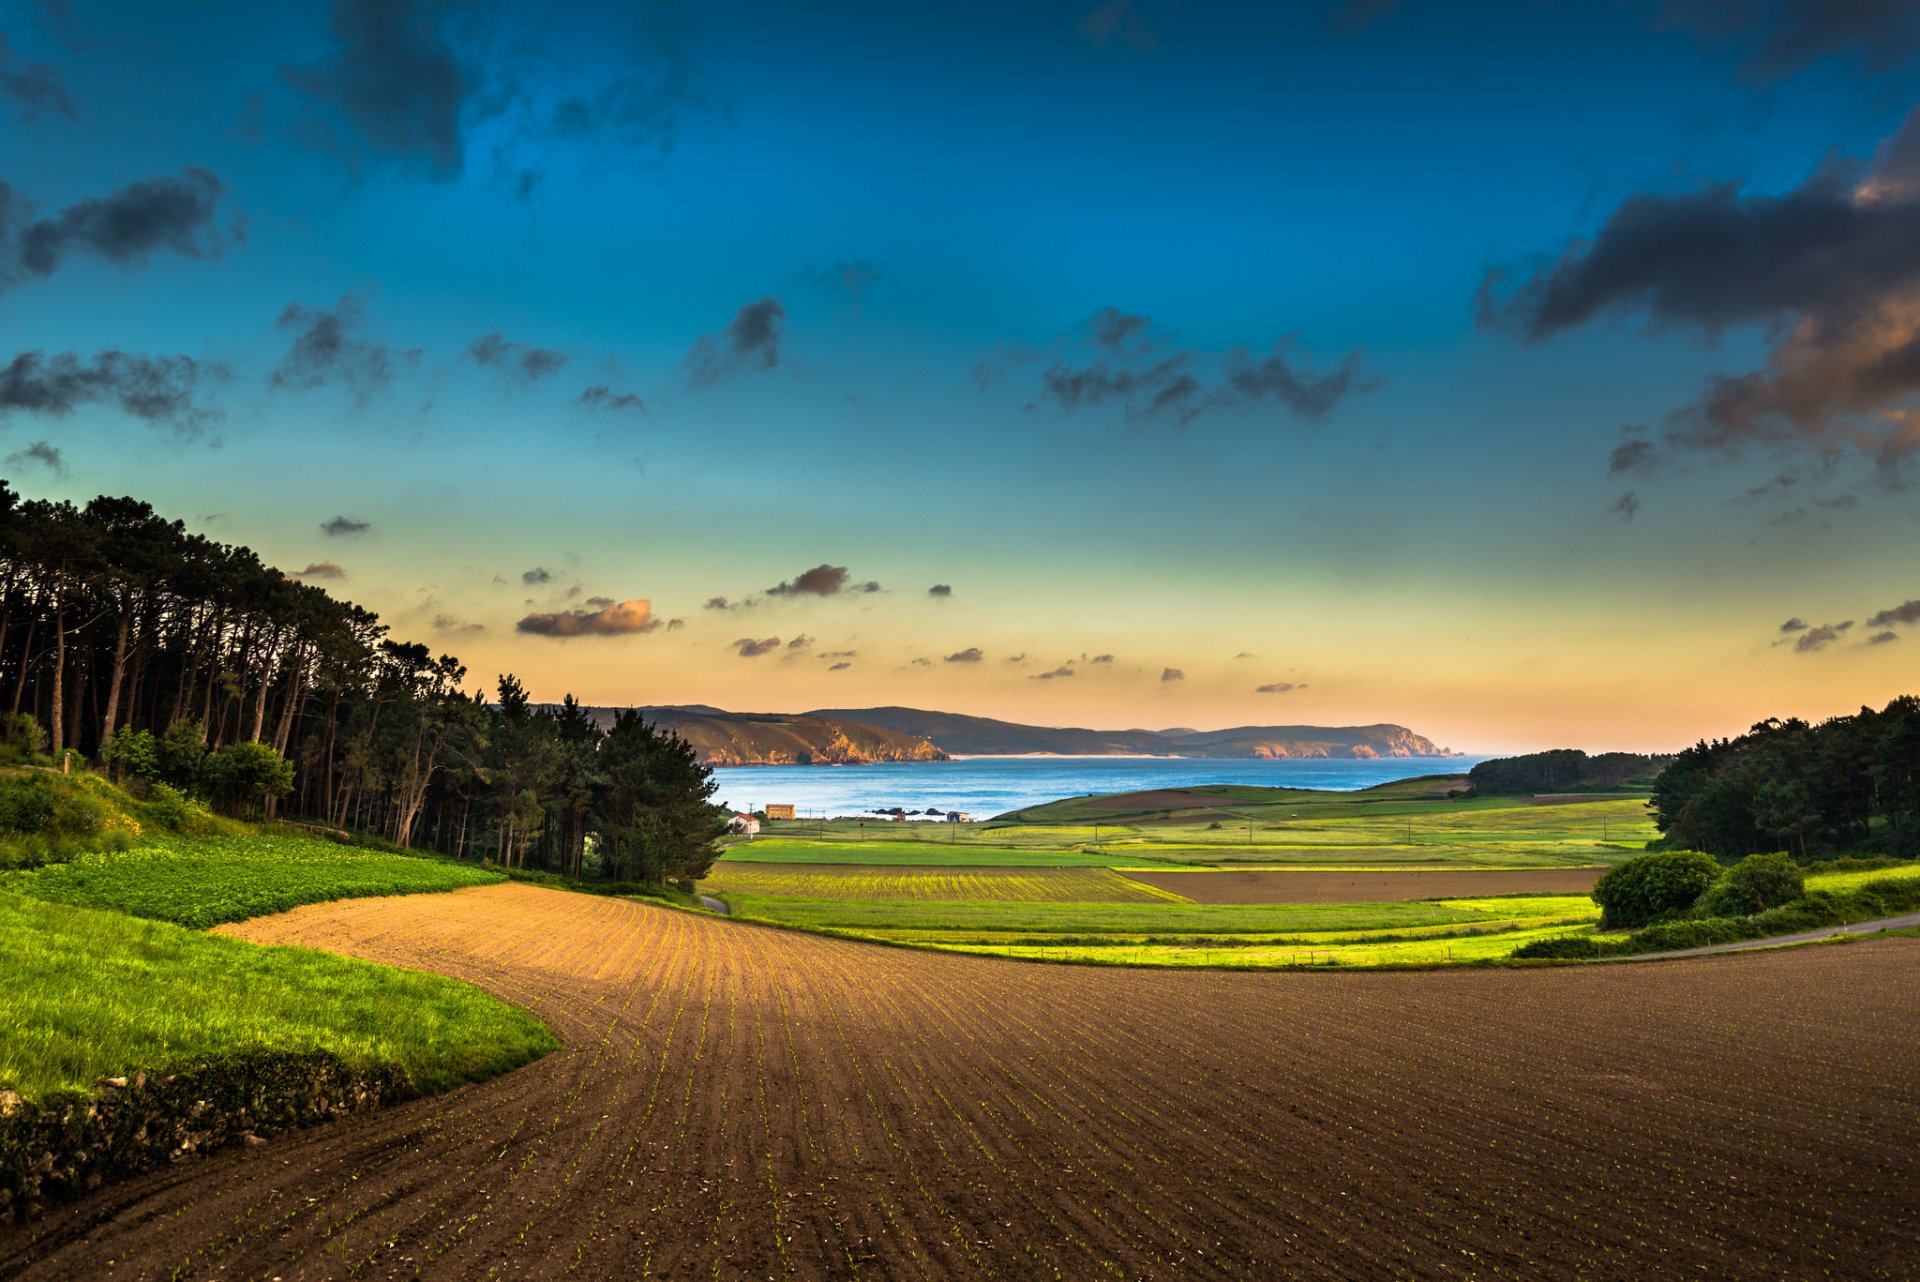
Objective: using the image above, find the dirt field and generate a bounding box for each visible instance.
[6,882,1917,1280]
[1122,866,1606,903]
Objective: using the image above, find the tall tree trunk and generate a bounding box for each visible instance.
[48,579,65,755]
[98,602,132,756]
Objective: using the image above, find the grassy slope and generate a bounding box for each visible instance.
[0,890,554,1102]
[4,834,502,928]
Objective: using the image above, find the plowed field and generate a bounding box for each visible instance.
[1122,866,1605,903]
[6,882,1918,1280]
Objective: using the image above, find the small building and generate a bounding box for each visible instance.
[947,811,972,824]
[727,814,760,837]
[764,803,797,821]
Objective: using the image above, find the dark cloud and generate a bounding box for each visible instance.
[1867,598,1920,627]
[1031,666,1075,680]
[1160,667,1184,683]
[7,169,231,286]
[928,583,953,597]
[1869,629,1900,644]
[1482,111,1920,469]
[1651,0,1920,78]
[1793,621,1853,652]
[733,636,780,657]
[1004,653,1027,665]
[911,657,933,667]
[787,634,813,650]
[469,331,567,381]
[828,661,851,671]
[811,260,885,307]
[1078,0,1158,50]
[0,34,77,121]
[0,349,218,431]
[522,567,552,585]
[431,613,485,634]
[1779,617,1810,633]
[858,580,882,593]
[283,0,472,179]
[1028,309,1375,426]
[579,385,645,413]
[1089,306,1153,354]
[1608,436,1658,477]
[767,563,850,596]
[664,617,686,631]
[1223,341,1378,420]
[294,561,346,580]
[820,649,856,659]
[4,440,64,475]
[945,647,984,663]
[1256,681,1301,693]
[271,292,418,401]
[1613,491,1641,521]
[321,515,370,537]
[1088,653,1116,665]
[687,298,784,386]
[517,598,656,638]
[704,596,732,610]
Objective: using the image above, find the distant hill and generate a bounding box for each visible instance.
[588,707,947,767]
[810,707,1453,760]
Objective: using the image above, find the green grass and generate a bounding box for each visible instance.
[0,890,554,1103]
[720,892,1583,937]
[1804,862,1920,894]
[4,833,502,929]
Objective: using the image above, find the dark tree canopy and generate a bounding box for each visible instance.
[0,479,726,882]
[1650,700,1920,859]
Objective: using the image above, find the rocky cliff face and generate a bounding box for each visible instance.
[634,710,948,767]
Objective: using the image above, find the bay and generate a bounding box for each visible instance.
[710,754,1485,821]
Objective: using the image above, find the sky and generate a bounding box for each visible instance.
[5,0,1920,754]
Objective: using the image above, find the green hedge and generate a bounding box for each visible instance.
[1516,878,1920,960]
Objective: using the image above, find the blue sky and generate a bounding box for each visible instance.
[6,0,1920,750]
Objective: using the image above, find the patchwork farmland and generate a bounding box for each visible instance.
[7,882,1917,1280]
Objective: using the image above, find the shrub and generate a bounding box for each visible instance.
[156,720,207,789]
[0,713,44,764]
[140,782,213,833]
[1696,852,1804,918]
[200,742,295,818]
[1592,850,1723,929]
[102,727,161,783]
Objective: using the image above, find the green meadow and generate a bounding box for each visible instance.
[703,779,1642,967]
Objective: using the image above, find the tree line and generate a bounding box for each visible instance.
[1650,696,1920,859]
[0,482,725,883]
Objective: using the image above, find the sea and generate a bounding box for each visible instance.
[709,755,1486,821]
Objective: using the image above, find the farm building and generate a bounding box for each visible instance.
[727,814,760,837]
[764,803,797,820]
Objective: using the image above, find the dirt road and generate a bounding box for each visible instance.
[6,883,1917,1279]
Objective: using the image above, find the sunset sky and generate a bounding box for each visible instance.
[6,0,1920,753]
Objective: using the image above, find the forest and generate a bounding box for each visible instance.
[1650,699,1920,859]
[0,483,725,883]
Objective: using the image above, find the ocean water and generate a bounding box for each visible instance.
[709,755,1484,820]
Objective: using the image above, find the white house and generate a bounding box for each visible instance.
[727,814,761,837]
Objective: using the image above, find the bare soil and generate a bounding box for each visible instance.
[7,882,1917,1280]
[1121,866,1606,903]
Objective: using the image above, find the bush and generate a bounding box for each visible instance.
[200,741,295,818]
[101,727,161,783]
[156,720,207,789]
[140,782,213,833]
[0,713,44,765]
[1696,852,1804,918]
[1592,850,1723,929]
[0,773,133,868]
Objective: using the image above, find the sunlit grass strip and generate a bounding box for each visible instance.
[721,893,1502,936]
[3,834,501,929]
[0,891,554,1103]
[700,863,1189,904]
[916,923,1600,969]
